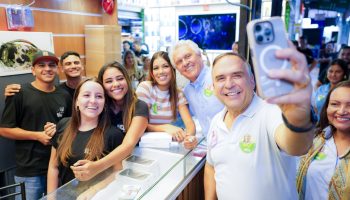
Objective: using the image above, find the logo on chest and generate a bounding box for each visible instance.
[203,84,214,97]
[239,134,256,153]
[314,146,327,161]
[56,106,65,118]
[152,102,161,114]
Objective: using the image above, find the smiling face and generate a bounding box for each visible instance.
[102,67,128,104]
[212,55,255,114]
[76,81,105,121]
[327,64,345,85]
[327,87,350,133]
[172,45,203,82]
[339,48,350,63]
[61,55,83,78]
[151,57,173,90]
[32,59,58,84]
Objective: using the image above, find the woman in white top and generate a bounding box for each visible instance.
[136,51,197,149]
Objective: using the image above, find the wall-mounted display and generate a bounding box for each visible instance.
[6,6,34,30]
[0,31,54,76]
[178,13,237,51]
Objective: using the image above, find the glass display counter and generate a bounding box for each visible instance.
[42,138,207,200]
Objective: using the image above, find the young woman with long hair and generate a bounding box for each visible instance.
[123,50,144,88]
[47,78,124,193]
[136,51,197,149]
[70,61,149,181]
[297,80,350,199]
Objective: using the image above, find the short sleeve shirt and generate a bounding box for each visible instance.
[206,95,297,200]
[51,117,124,186]
[136,81,187,124]
[183,67,224,135]
[0,83,72,176]
[109,99,148,134]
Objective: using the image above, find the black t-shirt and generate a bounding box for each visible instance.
[58,82,76,98]
[51,117,124,186]
[0,83,72,176]
[109,99,148,134]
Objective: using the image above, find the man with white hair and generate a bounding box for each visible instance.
[169,40,223,135]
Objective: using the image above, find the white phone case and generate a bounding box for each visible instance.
[247,17,293,98]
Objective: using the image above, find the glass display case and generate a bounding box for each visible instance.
[41,138,207,200]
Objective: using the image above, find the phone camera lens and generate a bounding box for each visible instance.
[255,24,262,32]
[264,28,271,36]
[257,35,263,42]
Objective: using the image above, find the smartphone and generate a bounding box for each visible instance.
[247,17,293,98]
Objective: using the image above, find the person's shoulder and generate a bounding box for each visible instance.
[139,81,152,87]
[318,83,330,91]
[10,83,32,99]
[136,99,147,107]
[57,117,70,129]
[55,85,72,98]
[137,81,153,94]
[18,82,35,93]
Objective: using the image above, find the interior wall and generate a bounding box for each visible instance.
[0,0,103,79]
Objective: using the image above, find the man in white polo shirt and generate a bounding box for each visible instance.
[204,50,315,200]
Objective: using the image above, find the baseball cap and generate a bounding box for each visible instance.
[32,50,59,66]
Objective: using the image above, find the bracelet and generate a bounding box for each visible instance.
[281,112,316,133]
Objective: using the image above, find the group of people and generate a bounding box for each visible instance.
[0,37,349,200]
[122,40,151,88]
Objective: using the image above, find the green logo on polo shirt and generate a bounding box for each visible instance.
[239,134,256,153]
[152,103,158,114]
[315,152,327,161]
[204,88,213,97]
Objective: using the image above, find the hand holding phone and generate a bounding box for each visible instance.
[247,17,294,98]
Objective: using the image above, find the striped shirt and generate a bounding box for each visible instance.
[136,81,188,124]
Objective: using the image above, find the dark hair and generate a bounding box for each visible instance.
[149,51,178,119]
[325,59,349,83]
[57,77,110,166]
[60,51,81,65]
[299,36,306,41]
[316,80,350,137]
[123,40,132,46]
[98,61,137,132]
[292,40,299,48]
[340,45,350,51]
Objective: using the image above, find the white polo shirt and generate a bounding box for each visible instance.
[207,95,298,200]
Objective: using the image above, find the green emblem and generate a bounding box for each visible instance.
[204,88,213,97]
[315,152,327,161]
[317,95,325,101]
[239,135,256,153]
[152,103,158,114]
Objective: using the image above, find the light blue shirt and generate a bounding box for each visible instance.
[183,67,224,136]
[313,83,330,119]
